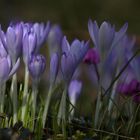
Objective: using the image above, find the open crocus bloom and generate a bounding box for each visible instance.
[61,36,89,83]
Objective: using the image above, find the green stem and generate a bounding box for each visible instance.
[57,87,67,138]
[42,86,53,128]
[10,73,18,125]
[94,83,102,129]
[31,81,38,131]
[0,82,6,113]
[21,66,29,122]
[108,80,118,114]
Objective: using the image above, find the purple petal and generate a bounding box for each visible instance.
[88,19,99,47]
[62,36,70,54]
[68,80,82,102]
[0,57,11,82]
[50,53,59,84]
[112,23,128,47]
[9,58,20,77]
[99,22,115,53]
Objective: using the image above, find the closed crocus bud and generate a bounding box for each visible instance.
[0,23,23,63]
[7,23,23,61]
[0,55,20,83]
[50,53,59,85]
[84,48,100,64]
[22,32,37,65]
[47,24,63,57]
[68,80,82,118]
[32,21,50,53]
[28,55,46,81]
[68,80,82,105]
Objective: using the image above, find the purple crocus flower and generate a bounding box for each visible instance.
[0,22,23,62]
[68,80,82,118]
[68,80,82,104]
[50,53,59,85]
[88,19,128,61]
[84,48,100,65]
[32,22,50,53]
[0,54,20,83]
[28,54,46,81]
[61,36,89,83]
[47,24,63,57]
[22,31,37,65]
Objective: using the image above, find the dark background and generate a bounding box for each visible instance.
[1,0,140,39]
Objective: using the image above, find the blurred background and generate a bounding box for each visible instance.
[1,0,140,38]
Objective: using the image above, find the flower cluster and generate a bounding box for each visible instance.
[1,18,140,139]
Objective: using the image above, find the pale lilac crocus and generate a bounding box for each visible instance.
[21,30,37,122]
[22,31,37,65]
[28,54,46,82]
[42,53,59,127]
[47,24,63,57]
[88,19,128,128]
[57,37,88,128]
[32,22,50,53]
[50,53,59,85]
[0,39,20,114]
[0,22,23,63]
[68,80,82,119]
[88,19,128,62]
[0,54,20,83]
[61,36,89,83]
[28,54,46,130]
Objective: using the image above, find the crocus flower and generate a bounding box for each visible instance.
[0,22,23,62]
[47,24,63,57]
[28,54,46,81]
[32,22,50,53]
[68,80,82,105]
[88,19,128,62]
[84,48,100,65]
[0,55,20,83]
[22,31,37,65]
[68,80,82,118]
[61,36,89,83]
[50,53,59,85]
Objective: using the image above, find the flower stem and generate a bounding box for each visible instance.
[31,81,38,131]
[57,87,67,138]
[21,66,29,123]
[10,73,18,125]
[94,81,102,129]
[108,80,118,114]
[0,82,6,113]
[42,86,52,128]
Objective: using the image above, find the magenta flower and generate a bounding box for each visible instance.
[84,48,100,64]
